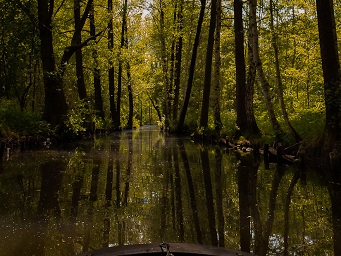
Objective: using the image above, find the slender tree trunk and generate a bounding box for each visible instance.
[123,2,133,130]
[245,9,261,136]
[115,0,128,130]
[177,0,206,131]
[169,4,177,122]
[200,0,217,129]
[90,2,104,119]
[234,0,247,134]
[31,59,39,112]
[269,0,301,142]
[37,0,68,127]
[213,0,222,132]
[173,0,183,122]
[74,0,87,100]
[316,0,341,144]
[161,0,172,129]
[148,95,162,122]
[249,0,284,140]
[116,62,123,129]
[127,62,134,129]
[108,0,116,124]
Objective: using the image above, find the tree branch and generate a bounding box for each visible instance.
[60,29,105,75]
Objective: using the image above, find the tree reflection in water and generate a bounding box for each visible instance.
[0,126,336,255]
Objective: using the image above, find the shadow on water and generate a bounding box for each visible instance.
[0,126,337,255]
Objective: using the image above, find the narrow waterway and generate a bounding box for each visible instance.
[0,126,337,255]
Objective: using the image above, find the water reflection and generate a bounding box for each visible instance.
[0,126,335,255]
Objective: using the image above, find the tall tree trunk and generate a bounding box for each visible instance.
[127,62,134,129]
[89,2,104,119]
[158,0,171,130]
[173,0,183,122]
[115,0,128,130]
[269,0,301,142]
[200,0,217,129]
[169,4,177,122]
[74,0,87,100]
[116,62,123,129]
[213,0,222,132]
[245,15,261,137]
[316,0,341,145]
[37,0,68,127]
[249,0,284,140]
[123,0,134,130]
[108,0,116,124]
[177,0,206,131]
[234,0,247,134]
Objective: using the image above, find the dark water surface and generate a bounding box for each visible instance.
[0,126,337,255]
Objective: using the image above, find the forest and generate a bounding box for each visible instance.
[0,0,341,155]
[1,1,341,255]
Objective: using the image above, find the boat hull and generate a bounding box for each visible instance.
[75,243,255,256]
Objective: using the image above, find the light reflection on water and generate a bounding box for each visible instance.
[0,126,336,255]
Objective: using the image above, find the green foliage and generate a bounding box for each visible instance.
[65,100,104,135]
[291,108,325,141]
[0,100,50,137]
[220,110,237,137]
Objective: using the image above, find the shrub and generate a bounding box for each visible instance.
[0,100,50,137]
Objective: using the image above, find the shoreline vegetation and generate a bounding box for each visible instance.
[0,106,314,169]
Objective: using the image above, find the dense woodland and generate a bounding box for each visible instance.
[0,0,341,152]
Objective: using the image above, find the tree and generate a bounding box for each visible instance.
[316,0,341,146]
[0,0,40,110]
[249,0,284,139]
[37,0,68,127]
[213,0,222,132]
[234,0,247,134]
[172,0,184,122]
[74,0,87,101]
[269,0,301,142]
[115,0,129,130]
[200,0,217,129]
[89,1,104,119]
[37,0,102,128]
[245,10,261,137]
[177,0,206,132]
[234,0,260,138]
[108,0,116,126]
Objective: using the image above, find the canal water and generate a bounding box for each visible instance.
[0,126,336,255]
